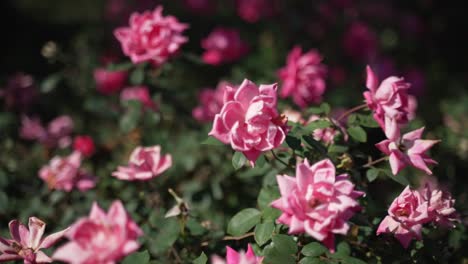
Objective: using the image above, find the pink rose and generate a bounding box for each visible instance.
[421,184,459,228]
[306,115,338,145]
[192,81,236,123]
[271,159,363,251]
[211,244,263,264]
[73,135,96,157]
[201,28,248,65]
[364,65,412,140]
[112,145,172,181]
[19,115,74,149]
[53,200,143,263]
[208,79,289,165]
[39,151,96,192]
[343,22,378,61]
[278,46,327,108]
[20,115,47,141]
[377,186,430,248]
[114,6,188,66]
[0,217,68,263]
[282,109,305,124]
[376,127,439,175]
[94,68,128,94]
[0,72,37,112]
[235,0,275,23]
[120,86,157,110]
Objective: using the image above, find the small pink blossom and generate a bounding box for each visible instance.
[94,68,128,95]
[208,79,289,165]
[278,46,327,108]
[114,6,188,66]
[306,115,338,145]
[282,109,305,124]
[376,127,439,175]
[364,65,411,140]
[120,86,157,110]
[39,151,96,192]
[343,22,378,61]
[201,28,248,65]
[235,0,275,23]
[20,116,47,141]
[0,217,68,263]
[112,145,172,181]
[73,135,95,157]
[421,185,459,228]
[271,159,363,251]
[192,81,236,123]
[52,200,143,264]
[211,244,263,264]
[20,115,74,149]
[377,186,430,248]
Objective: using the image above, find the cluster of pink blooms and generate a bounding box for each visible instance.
[114,6,188,66]
[0,217,68,263]
[192,81,236,123]
[112,145,172,181]
[53,200,143,263]
[211,244,263,264]
[271,159,364,251]
[20,115,74,149]
[120,86,157,110]
[377,184,458,248]
[201,27,249,65]
[209,79,289,165]
[39,151,96,192]
[278,46,327,108]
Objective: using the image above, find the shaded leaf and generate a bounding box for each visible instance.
[227,208,261,236]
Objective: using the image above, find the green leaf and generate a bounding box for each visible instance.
[299,257,327,264]
[254,221,275,246]
[227,208,261,236]
[302,135,328,155]
[366,168,380,182]
[272,234,298,255]
[347,126,367,142]
[382,169,410,186]
[232,152,247,170]
[120,100,142,133]
[41,74,62,93]
[122,250,150,264]
[263,234,298,264]
[107,61,134,71]
[192,252,208,264]
[201,137,224,146]
[151,217,180,254]
[286,135,302,150]
[257,186,280,210]
[303,120,332,134]
[336,256,367,264]
[335,241,350,256]
[130,65,145,85]
[328,145,348,153]
[301,242,327,257]
[357,114,380,128]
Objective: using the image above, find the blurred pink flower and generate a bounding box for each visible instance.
[114,6,188,66]
[0,73,37,112]
[120,86,157,110]
[364,65,411,140]
[421,184,459,228]
[376,127,439,175]
[377,186,430,248]
[235,0,275,23]
[211,244,263,264]
[343,22,377,61]
[407,95,418,120]
[192,81,236,123]
[0,217,68,263]
[201,28,248,65]
[73,135,95,157]
[306,115,338,145]
[112,145,172,181]
[184,0,216,15]
[20,116,47,141]
[271,159,363,251]
[208,79,289,165]
[282,109,305,124]
[94,68,128,95]
[53,200,143,263]
[39,151,96,192]
[20,115,74,149]
[278,46,327,108]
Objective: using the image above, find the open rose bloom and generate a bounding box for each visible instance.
[53,200,143,263]
[0,217,68,263]
[271,159,363,251]
[114,6,188,66]
[278,46,327,108]
[208,79,289,165]
[201,28,248,65]
[112,145,172,181]
[192,81,236,123]
[211,244,263,264]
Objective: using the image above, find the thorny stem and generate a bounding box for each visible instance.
[222,232,255,241]
[362,157,388,168]
[270,150,289,167]
[336,104,368,122]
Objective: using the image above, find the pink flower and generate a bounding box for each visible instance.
[271,159,363,251]
[208,79,289,165]
[0,73,37,112]
[278,46,327,108]
[20,115,74,149]
[364,65,411,140]
[0,217,68,263]
[73,136,95,157]
[282,109,305,124]
[94,68,128,95]
[114,6,188,66]
[120,86,157,110]
[192,81,236,123]
[183,0,216,15]
[377,186,430,248]
[235,0,275,23]
[421,185,459,228]
[376,127,439,175]
[211,244,263,264]
[20,116,47,141]
[53,200,143,263]
[201,28,248,65]
[407,95,418,120]
[112,145,172,181]
[343,22,378,61]
[306,115,338,145]
[39,151,96,192]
